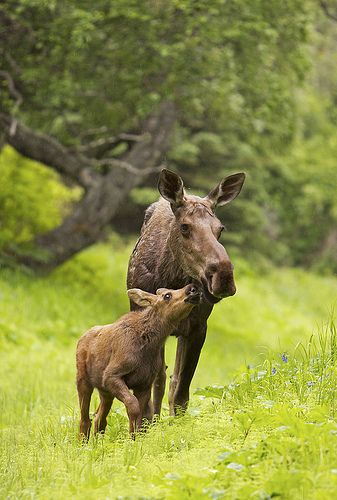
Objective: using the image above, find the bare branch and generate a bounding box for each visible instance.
[4,52,22,76]
[75,135,120,157]
[320,0,337,21]
[75,132,150,158]
[118,132,149,143]
[0,113,99,188]
[10,101,176,271]
[80,126,110,138]
[0,70,23,108]
[96,157,166,176]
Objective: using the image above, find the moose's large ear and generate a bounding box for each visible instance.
[158,169,185,210]
[127,289,157,308]
[206,173,246,208]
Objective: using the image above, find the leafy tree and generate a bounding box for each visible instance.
[0,0,313,269]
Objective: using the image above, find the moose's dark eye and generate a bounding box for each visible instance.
[164,292,172,301]
[180,224,189,235]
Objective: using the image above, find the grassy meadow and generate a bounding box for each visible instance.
[1,240,337,499]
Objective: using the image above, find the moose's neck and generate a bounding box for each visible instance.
[156,244,189,289]
[155,202,192,289]
[128,199,190,292]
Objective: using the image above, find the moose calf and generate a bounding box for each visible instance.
[76,284,201,438]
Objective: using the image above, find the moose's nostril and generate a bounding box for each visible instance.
[208,264,218,274]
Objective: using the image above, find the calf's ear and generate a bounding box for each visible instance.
[158,169,185,211]
[206,172,245,208]
[127,289,157,308]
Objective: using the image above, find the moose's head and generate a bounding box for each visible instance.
[158,169,245,303]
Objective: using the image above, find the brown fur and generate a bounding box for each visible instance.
[76,284,200,438]
[127,169,245,416]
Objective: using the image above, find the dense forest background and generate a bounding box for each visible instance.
[1,0,337,272]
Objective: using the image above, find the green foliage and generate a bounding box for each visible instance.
[1,1,337,272]
[1,244,337,498]
[1,0,311,144]
[275,92,337,270]
[0,146,80,250]
[130,187,158,206]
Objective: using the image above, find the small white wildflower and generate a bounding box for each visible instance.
[227,462,244,472]
[164,472,180,480]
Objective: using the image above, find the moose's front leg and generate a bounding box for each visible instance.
[169,321,207,415]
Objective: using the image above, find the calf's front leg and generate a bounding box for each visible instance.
[134,388,152,431]
[103,374,140,435]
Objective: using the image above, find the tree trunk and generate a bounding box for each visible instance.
[1,102,176,271]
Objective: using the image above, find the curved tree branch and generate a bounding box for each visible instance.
[4,101,176,271]
[0,113,99,188]
[320,0,337,21]
[75,132,149,158]
[96,157,165,176]
[0,70,23,108]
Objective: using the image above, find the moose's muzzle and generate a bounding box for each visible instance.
[205,260,236,299]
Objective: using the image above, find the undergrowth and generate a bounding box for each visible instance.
[1,242,337,499]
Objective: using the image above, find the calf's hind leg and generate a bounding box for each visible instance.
[77,378,93,439]
[94,391,113,435]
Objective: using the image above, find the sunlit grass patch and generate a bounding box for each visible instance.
[1,246,337,498]
[1,322,337,498]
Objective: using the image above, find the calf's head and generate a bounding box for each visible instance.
[128,284,202,323]
[158,169,245,302]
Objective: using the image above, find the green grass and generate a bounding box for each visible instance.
[1,240,337,499]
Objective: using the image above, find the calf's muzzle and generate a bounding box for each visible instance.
[184,284,202,304]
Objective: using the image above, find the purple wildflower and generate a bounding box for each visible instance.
[307,381,314,387]
[282,353,288,363]
[272,367,277,375]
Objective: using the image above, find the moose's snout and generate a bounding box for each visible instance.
[184,284,202,304]
[205,260,236,298]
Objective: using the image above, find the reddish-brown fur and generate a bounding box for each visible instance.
[76,284,200,438]
[127,169,245,416]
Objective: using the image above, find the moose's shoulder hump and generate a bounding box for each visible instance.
[143,199,173,226]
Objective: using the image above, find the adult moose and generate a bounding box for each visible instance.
[127,169,245,417]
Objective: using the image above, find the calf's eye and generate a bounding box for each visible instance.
[180,224,189,235]
[164,292,172,301]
